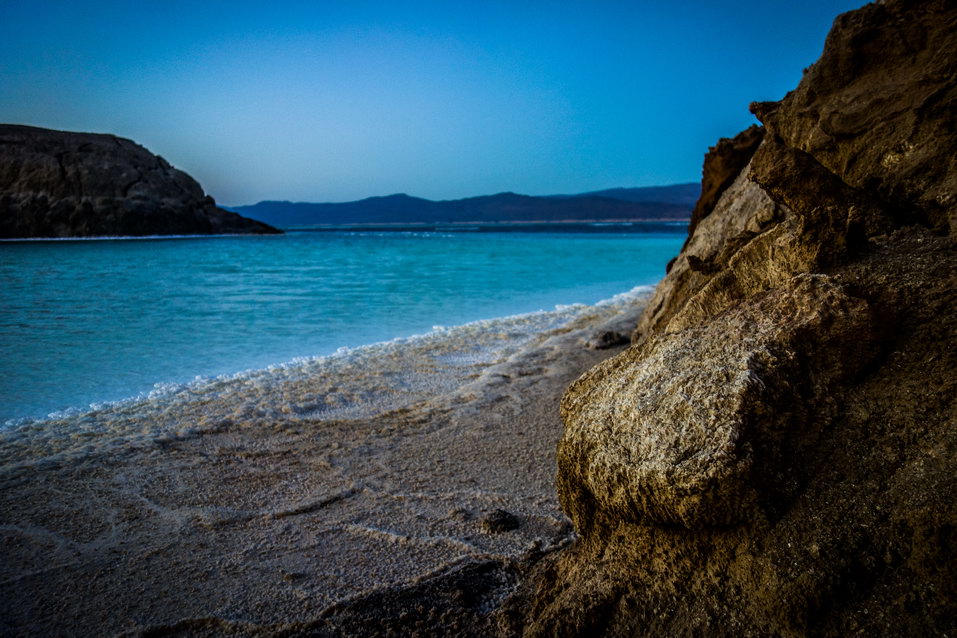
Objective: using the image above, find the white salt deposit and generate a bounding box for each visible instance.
[0,286,652,466]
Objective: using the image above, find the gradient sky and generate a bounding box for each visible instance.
[1,1,864,205]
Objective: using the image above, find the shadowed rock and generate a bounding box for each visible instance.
[686,124,765,243]
[503,0,957,635]
[751,0,957,237]
[583,330,630,350]
[0,124,281,238]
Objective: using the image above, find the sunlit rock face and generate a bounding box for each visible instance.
[560,274,876,530]
[0,124,280,238]
[502,1,957,635]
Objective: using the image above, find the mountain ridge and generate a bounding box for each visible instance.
[229,184,698,227]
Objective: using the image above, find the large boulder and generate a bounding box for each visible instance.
[560,274,877,530]
[0,124,280,237]
[503,0,957,635]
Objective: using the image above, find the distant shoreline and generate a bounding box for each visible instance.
[289,218,690,226]
[228,186,698,228]
[0,220,689,241]
[284,219,690,231]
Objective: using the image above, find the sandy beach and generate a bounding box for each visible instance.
[0,290,648,636]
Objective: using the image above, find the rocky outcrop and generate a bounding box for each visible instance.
[0,124,280,237]
[503,0,957,635]
[634,162,783,341]
[751,0,957,237]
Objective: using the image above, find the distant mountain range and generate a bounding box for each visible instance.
[228,184,699,228]
[545,183,700,205]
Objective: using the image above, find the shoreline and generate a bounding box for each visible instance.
[285,218,690,228]
[2,224,685,426]
[0,287,650,635]
[1,285,653,448]
[0,233,288,242]
[0,219,689,242]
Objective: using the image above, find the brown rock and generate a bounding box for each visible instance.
[559,274,877,530]
[504,0,957,635]
[633,160,786,342]
[0,124,281,238]
[686,124,765,242]
[750,0,957,236]
[507,231,956,637]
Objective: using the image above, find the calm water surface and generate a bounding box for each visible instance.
[1,227,684,422]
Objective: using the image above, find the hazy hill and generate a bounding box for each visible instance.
[230,185,697,228]
[546,182,700,205]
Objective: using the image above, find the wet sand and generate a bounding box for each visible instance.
[0,293,647,636]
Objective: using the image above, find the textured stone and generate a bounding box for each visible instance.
[0,124,280,238]
[504,0,957,635]
[751,0,957,236]
[506,232,956,637]
[560,275,875,529]
[687,124,765,242]
[634,158,785,341]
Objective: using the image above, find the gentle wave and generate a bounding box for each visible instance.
[0,285,652,465]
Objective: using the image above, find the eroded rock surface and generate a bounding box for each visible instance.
[560,274,877,530]
[686,124,765,243]
[751,0,957,236]
[0,124,280,237]
[504,0,957,635]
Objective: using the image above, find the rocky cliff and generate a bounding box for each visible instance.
[503,0,957,635]
[0,125,280,238]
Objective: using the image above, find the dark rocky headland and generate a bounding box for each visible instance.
[498,0,957,635]
[0,124,280,238]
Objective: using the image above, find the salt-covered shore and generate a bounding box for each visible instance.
[0,287,650,636]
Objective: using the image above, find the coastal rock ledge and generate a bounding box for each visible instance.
[0,124,280,238]
[500,0,957,635]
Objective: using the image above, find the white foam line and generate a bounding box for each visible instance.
[2,284,654,433]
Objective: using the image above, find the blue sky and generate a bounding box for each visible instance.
[1,1,864,205]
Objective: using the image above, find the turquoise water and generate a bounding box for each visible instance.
[0,227,683,423]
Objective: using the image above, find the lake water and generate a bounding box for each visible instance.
[0,225,684,424]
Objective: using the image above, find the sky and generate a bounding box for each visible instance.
[1,1,865,205]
